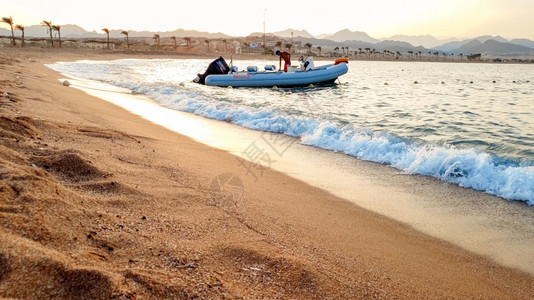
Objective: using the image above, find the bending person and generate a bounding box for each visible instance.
[275,50,291,72]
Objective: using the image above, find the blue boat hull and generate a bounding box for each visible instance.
[205,63,348,87]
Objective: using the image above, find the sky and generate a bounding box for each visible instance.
[1,0,533,40]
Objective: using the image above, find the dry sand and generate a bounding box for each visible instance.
[0,48,533,299]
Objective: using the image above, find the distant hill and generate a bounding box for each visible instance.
[452,39,534,55]
[294,36,375,50]
[450,39,482,53]
[382,34,450,48]
[474,35,508,43]
[294,36,431,54]
[106,29,229,39]
[317,29,379,44]
[0,24,90,38]
[510,38,534,49]
[273,28,314,39]
[432,40,471,52]
[0,24,229,39]
[375,40,428,53]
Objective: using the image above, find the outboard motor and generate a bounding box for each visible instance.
[194,56,230,84]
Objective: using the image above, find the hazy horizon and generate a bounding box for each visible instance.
[1,0,533,40]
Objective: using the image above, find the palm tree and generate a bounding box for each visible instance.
[364,47,371,59]
[317,46,322,56]
[334,46,339,54]
[121,30,129,49]
[102,28,110,49]
[15,24,24,47]
[52,25,62,48]
[41,20,54,47]
[305,42,312,50]
[285,43,292,53]
[346,46,349,56]
[1,16,15,46]
[204,39,209,52]
[222,39,227,53]
[170,36,177,50]
[183,37,191,52]
[152,34,160,48]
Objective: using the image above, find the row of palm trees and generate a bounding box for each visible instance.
[1,16,64,48]
[2,16,182,51]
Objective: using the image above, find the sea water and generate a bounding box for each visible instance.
[48,59,534,205]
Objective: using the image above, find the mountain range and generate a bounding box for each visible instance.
[0,24,230,39]
[1,25,533,57]
[274,29,534,57]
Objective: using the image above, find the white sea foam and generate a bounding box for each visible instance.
[48,59,534,205]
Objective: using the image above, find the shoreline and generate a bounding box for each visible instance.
[1,48,533,298]
[62,73,534,275]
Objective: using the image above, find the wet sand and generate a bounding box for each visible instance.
[1,48,533,299]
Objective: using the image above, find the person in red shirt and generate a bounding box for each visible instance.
[275,50,291,72]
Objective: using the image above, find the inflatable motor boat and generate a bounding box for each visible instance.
[193,56,348,88]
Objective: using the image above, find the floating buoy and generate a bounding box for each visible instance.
[384,82,388,85]
[441,81,445,84]
[272,85,278,89]
[513,80,516,83]
[179,82,185,86]
[413,81,418,84]
[62,80,70,87]
[227,85,233,89]
[470,81,473,84]
[308,84,314,88]
[492,80,496,83]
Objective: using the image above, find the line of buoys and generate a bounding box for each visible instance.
[373,79,532,86]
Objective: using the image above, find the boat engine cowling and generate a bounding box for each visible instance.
[194,56,230,84]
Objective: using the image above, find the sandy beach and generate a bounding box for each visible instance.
[1,48,533,299]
